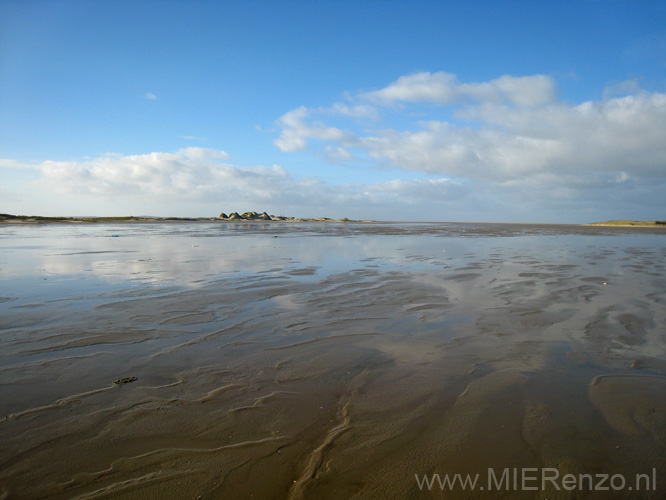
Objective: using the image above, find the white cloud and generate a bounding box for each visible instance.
[461,74,556,107]
[274,106,357,152]
[362,71,459,104]
[4,69,665,223]
[275,72,666,184]
[368,178,470,201]
[602,79,642,100]
[361,71,556,107]
[355,124,565,180]
[3,143,661,221]
[323,146,354,161]
[268,71,666,221]
[17,148,297,202]
[144,92,157,100]
[2,147,478,219]
[328,103,380,120]
[0,159,34,169]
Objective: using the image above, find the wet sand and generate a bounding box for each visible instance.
[1,222,665,499]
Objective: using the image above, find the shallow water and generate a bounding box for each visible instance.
[1,222,665,499]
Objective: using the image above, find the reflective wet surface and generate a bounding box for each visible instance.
[1,222,665,499]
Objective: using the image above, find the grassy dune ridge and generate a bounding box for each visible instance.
[0,213,358,224]
[1,213,664,226]
[586,220,666,227]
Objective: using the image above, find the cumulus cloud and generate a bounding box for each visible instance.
[274,106,357,152]
[361,71,556,107]
[452,92,666,178]
[274,71,666,185]
[328,103,380,120]
[268,70,666,220]
[2,147,477,219]
[368,178,470,202]
[20,148,294,202]
[4,69,665,223]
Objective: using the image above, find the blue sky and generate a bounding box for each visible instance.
[1,0,665,222]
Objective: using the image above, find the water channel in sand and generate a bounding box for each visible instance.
[1,222,665,499]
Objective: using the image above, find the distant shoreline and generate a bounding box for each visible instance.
[0,213,369,224]
[1,213,665,227]
[584,220,666,227]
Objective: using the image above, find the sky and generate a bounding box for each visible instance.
[1,0,665,223]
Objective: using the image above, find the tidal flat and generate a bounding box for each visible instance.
[1,222,665,499]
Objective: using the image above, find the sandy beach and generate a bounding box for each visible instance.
[1,222,665,499]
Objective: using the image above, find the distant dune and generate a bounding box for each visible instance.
[4,213,664,227]
[586,220,666,227]
[0,214,216,224]
[0,213,359,224]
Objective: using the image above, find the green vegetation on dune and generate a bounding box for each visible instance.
[0,214,218,224]
[0,213,356,224]
[587,220,666,227]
